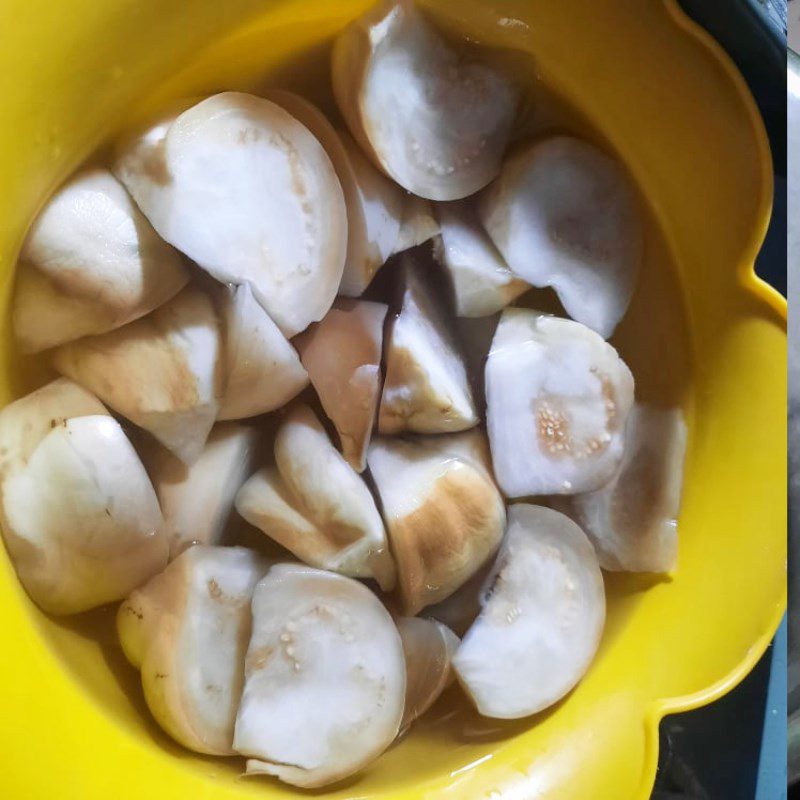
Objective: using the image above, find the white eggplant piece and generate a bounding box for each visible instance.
[367,430,505,614]
[434,199,528,317]
[117,546,267,755]
[397,616,459,728]
[114,92,347,337]
[394,194,439,253]
[379,258,478,434]
[479,136,642,338]
[453,504,605,719]
[145,423,259,559]
[13,168,188,352]
[0,378,104,478]
[332,1,518,200]
[0,379,167,615]
[234,564,406,787]
[53,285,222,464]
[216,283,308,421]
[268,90,405,297]
[552,405,687,572]
[235,404,394,589]
[295,299,387,471]
[486,308,634,497]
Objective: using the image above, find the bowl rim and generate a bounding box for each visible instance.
[0,1,787,798]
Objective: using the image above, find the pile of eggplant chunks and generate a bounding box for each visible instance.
[0,2,686,788]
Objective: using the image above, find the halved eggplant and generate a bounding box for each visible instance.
[0,379,167,614]
[216,283,308,421]
[368,429,505,614]
[397,616,459,728]
[114,92,347,337]
[234,564,406,787]
[118,545,267,754]
[235,404,395,590]
[332,2,518,200]
[485,308,634,497]
[295,299,387,471]
[53,285,222,464]
[552,405,687,572]
[453,504,605,718]
[379,257,478,434]
[434,199,527,317]
[144,423,259,559]
[13,168,187,352]
[479,136,642,338]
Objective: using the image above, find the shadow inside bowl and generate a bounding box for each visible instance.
[30,604,187,758]
[600,570,675,655]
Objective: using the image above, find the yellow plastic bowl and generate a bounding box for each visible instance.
[0,1,786,798]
